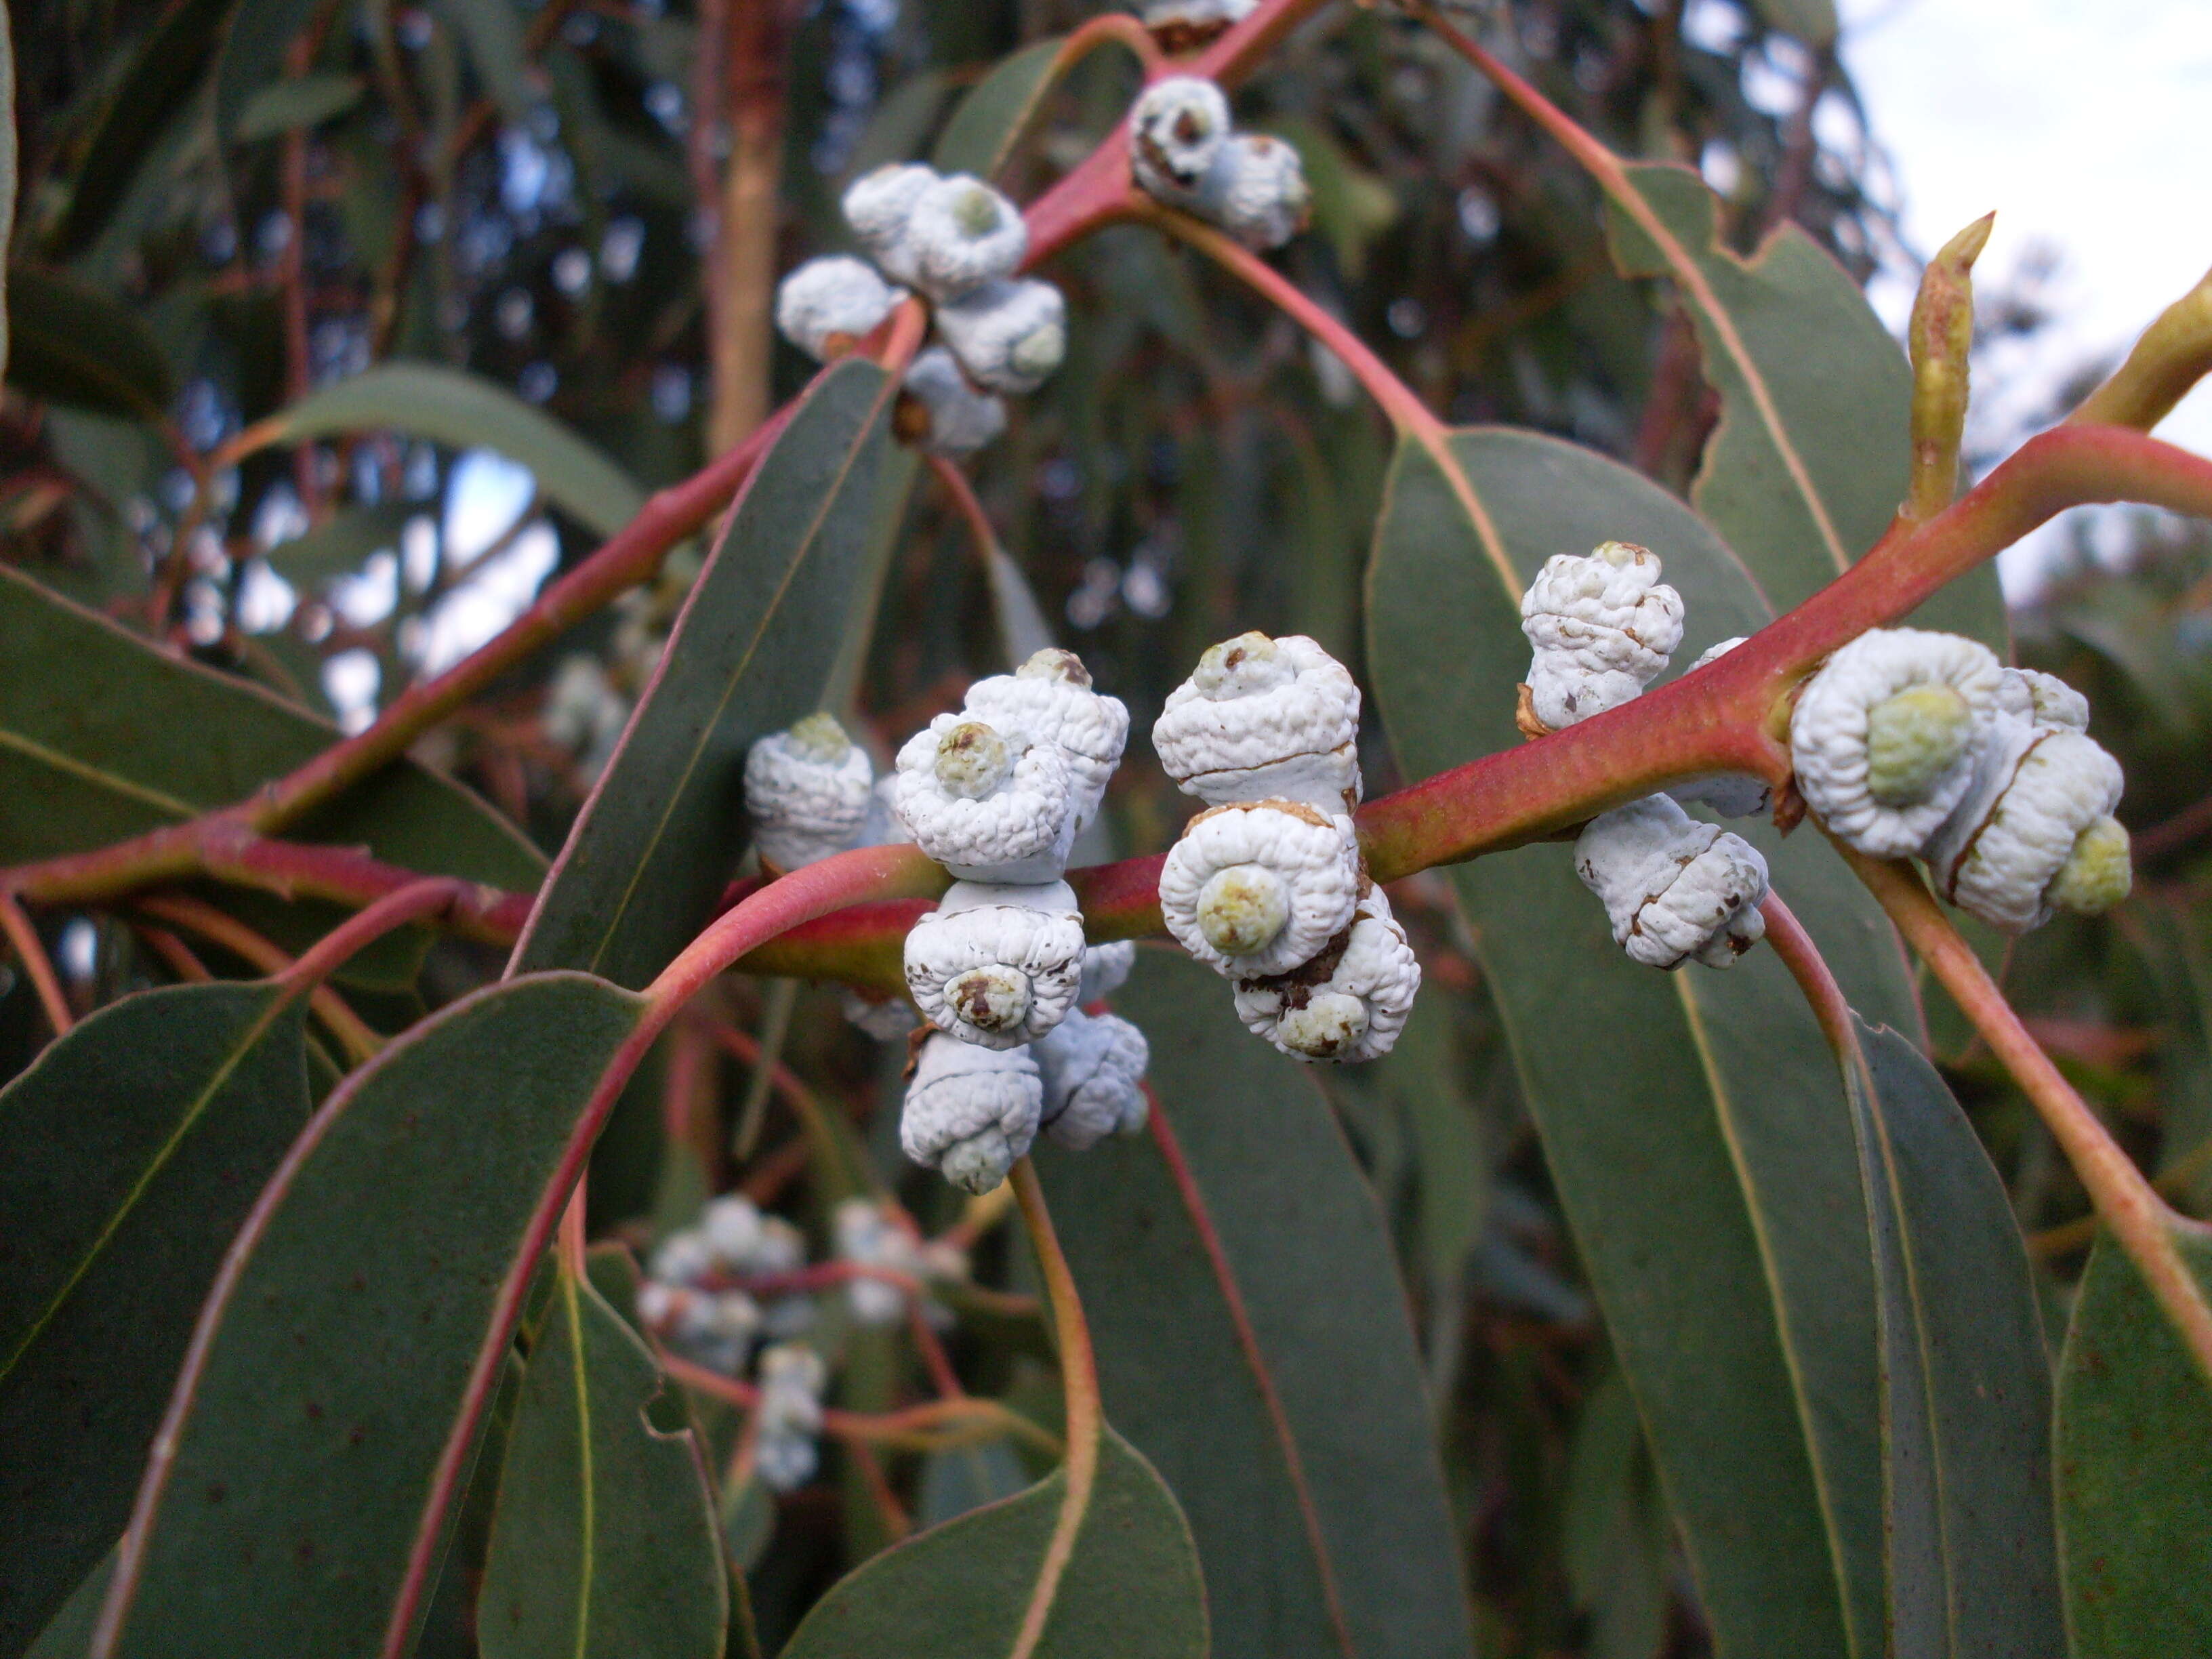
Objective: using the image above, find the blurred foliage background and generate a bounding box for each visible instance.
[3,0,2207,1652]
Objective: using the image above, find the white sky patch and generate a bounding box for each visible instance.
[444,449,537,569]
[1839,0,2212,591]
[324,648,381,735]
[411,523,560,676]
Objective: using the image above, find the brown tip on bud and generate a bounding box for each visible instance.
[1771,777,1808,836]
[893,391,934,445]
[1515,683,1555,741]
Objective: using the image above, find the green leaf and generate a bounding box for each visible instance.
[434,0,534,125]
[26,1553,113,1659]
[2056,1227,2212,1658]
[931,37,1067,179]
[1599,162,2005,650]
[5,264,175,421]
[49,0,232,257]
[0,562,543,892]
[0,984,310,1656]
[233,73,363,142]
[264,501,415,585]
[90,973,649,1659]
[0,0,15,383]
[1748,0,1838,46]
[478,1261,725,1659]
[1368,426,1929,1659]
[211,0,321,150]
[1038,951,1479,1659]
[1562,1373,1668,1659]
[512,358,896,989]
[261,363,645,539]
[1841,1017,2060,1655]
[780,1425,1206,1659]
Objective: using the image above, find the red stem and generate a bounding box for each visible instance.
[0,891,73,1036]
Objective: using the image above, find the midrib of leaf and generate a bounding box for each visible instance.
[0,726,201,819]
[1006,1414,1096,1659]
[562,1268,596,1659]
[582,371,897,979]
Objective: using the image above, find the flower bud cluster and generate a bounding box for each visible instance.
[891,649,1150,1191]
[1791,634,2131,933]
[1128,78,1312,251]
[773,163,1068,457]
[1153,632,1420,1062]
[833,1197,964,1328]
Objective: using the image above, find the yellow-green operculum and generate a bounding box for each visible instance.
[1575,795,1769,969]
[1233,887,1420,1063]
[935,278,1067,395]
[2047,817,2132,915]
[1520,541,1685,731]
[841,161,937,287]
[1668,637,1769,819]
[962,648,1131,833]
[903,879,1086,1048]
[901,1032,1044,1193]
[905,173,1029,302]
[1194,134,1311,250]
[1034,1009,1151,1148]
[743,714,876,872]
[1130,77,1233,201]
[773,255,905,361]
[893,712,1077,881]
[1159,800,1361,977]
[1152,632,1363,812]
[1788,628,2003,857]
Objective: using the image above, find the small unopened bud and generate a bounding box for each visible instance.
[1130,77,1233,202]
[935,278,1067,395]
[1159,800,1360,977]
[843,163,937,287]
[774,255,903,360]
[900,347,1007,456]
[905,173,1029,302]
[1195,134,1311,251]
[935,720,1012,799]
[1864,682,1977,806]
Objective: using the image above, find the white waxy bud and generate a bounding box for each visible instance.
[744,713,875,872]
[1143,0,1256,49]
[702,1194,806,1277]
[1077,939,1137,1004]
[842,162,937,287]
[834,1198,916,1326]
[894,713,1078,881]
[840,988,918,1040]
[861,774,913,849]
[1521,541,1686,731]
[1129,77,1233,202]
[901,346,1008,455]
[544,654,629,781]
[1033,1008,1151,1148]
[1996,664,2091,732]
[935,278,1067,394]
[903,879,1086,1048]
[1576,794,1769,970]
[963,648,1130,833]
[903,173,1029,302]
[1160,800,1361,977]
[1153,632,1363,813]
[754,1342,827,1491]
[1194,134,1311,250]
[649,1228,714,1287]
[1669,637,1770,819]
[1233,886,1420,1062]
[773,255,904,361]
[901,1033,1044,1193]
[1789,628,2003,857]
[645,1284,762,1374]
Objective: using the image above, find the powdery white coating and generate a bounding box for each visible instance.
[842,163,937,287]
[935,277,1067,394]
[1194,133,1312,250]
[1233,886,1420,1063]
[963,649,1130,832]
[754,1343,827,1492]
[894,713,1078,881]
[1575,794,1769,970]
[904,173,1029,301]
[834,1198,917,1326]
[639,1283,762,1374]
[901,1033,1044,1193]
[903,346,1008,455]
[744,716,876,871]
[1520,540,1686,730]
[1996,665,2091,733]
[1788,628,2004,857]
[903,879,1086,1048]
[1144,0,1257,37]
[773,255,904,360]
[1159,800,1361,977]
[702,1194,806,1276]
[1129,77,1233,201]
[1153,632,1364,812]
[1034,1008,1152,1148]
[1077,939,1137,1004]
[1669,636,1770,819]
[861,775,913,849]
[648,1229,714,1287]
[840,987,918,1040]
[1935,728,2126,933]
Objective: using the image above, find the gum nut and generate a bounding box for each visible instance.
[1631,831,1769,970]
[901,346,1008,455]
[636,1279,679,1328]
[1789,628,2004,858]
[773,255,903,360]
[901,1036,1042,1172]
[1275,991,1369,1059]
[1997,665,2091,731]
[1130,76,1232,200]
[1864,682,1978,807]
[2047,815,2132,916]
[1036,1010,1150,1150]
[907,173,1029,302]
[941,1128,1018,1195]
[1949,728,2125,933]
[1152,633,1361,802]
[903,886,1084,1048]
[842,162,937,285]
[936,278,1067,394]
[744,715,874,871]
[649,1229,712,1286]
[1195,133,1311,250]
[701,1195,764,1265]
[1157,800,1361,977]
[895,714,1077,882]
[1077,939,1137,1003]
[962,651,1131,815]
[1196,863,1290,956]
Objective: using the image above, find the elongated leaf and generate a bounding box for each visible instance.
[1039,951,1477,1659]
[1749,0,1837,45]
[211,0,321,148]
[0,1,15,382]
[478,1262,724,1659]
[1841,1017,2060,1656]
[2056,1228,2212,1658]
[91,973,648,1658]
[26,1555,111,1659]
[931,37,1066,178]
[0,984,310,1655]
[5,264,174,421]
[1600,162,2004,648]
[0,563,541,890]
[781,1425,1205,1659]
[265,501,415,585]
[234,73,363,142]
[262,364,644,538]
[512,359,896,988]
[434,0,533,123]
[1369,426,1929,1659]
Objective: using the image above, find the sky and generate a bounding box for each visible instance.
[1834,0,2212,588]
